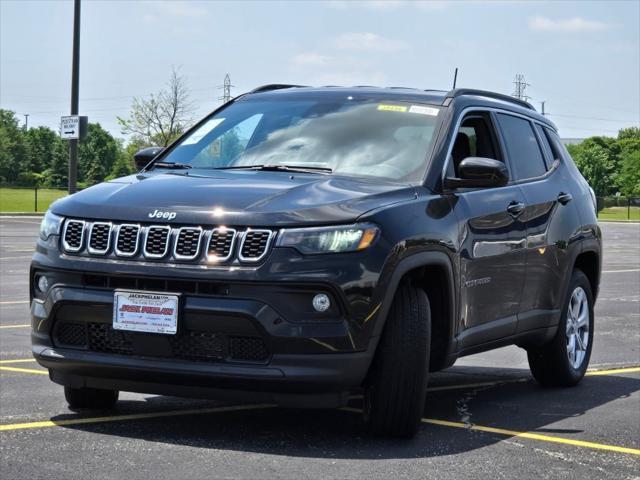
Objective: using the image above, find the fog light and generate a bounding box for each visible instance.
[312,293,330,312]
[37,276,49,293]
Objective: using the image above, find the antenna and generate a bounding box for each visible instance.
[452,67,458,89]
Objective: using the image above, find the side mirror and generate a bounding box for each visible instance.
[445,157,509,189]
[134,146,164,170]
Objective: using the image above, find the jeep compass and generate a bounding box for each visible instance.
[31,85,601,437]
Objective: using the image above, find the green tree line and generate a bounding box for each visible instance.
[566,127,640,197]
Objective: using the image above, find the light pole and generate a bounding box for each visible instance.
[68,0,81,194]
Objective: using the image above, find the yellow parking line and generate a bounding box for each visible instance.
[0,358,35,364]
[0,366,47,375]
[0,324,30,329]
[421,418,640,456]
[340,407,639,456]
[586,366,640,376]
[0,404,275,432]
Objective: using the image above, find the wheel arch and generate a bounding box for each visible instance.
[573,249,601,301]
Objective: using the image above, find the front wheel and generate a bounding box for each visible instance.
[363,284,431,437]
[527,269,594,387]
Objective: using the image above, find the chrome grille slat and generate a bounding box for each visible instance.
[62,220,85,252]
[207,228,237,262]
[144,226,171,258]
[88,222,112,254]
[174,227,202,260]
[115,224,140,257]
[239,229,273,262]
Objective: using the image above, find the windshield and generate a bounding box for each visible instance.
[161,95,441,183]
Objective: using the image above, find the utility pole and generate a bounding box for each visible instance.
[68,0,81,194]
[23,114,29,130]
[218,74,234,103]
[512,74,530,102]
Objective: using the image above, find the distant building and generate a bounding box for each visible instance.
[561,138,586,146]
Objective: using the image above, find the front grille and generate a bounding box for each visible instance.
[239,230,272,261]
[56,323,86,346]
[54,322,269,364]
[144,226,171,258]
[63,220,85,252]
[207,228,236,261]
[174,227,202,260]
[229,336,270,362]
[116,224,140,256]
[88,222,111,254]
[60,220,274,264]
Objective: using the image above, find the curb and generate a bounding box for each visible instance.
[0,212,44,217]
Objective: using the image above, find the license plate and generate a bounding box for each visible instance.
[113,290,179,335]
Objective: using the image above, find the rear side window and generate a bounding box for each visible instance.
[496,113,547,180]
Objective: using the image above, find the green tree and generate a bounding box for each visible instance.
[41,139,69,188]
[567,142,616,197]
[0,109,28,183]
[615,127,640,196]
[107,141,136,179]
[78,123,120,186]
[25,126,60,175]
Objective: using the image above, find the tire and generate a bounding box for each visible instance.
[527,269,594,387]
[363,283,431,437]
[64,386,119,410]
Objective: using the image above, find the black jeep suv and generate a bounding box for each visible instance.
[31,85,601,437]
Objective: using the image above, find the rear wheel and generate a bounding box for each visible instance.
[527,269,594,387]
[64,386,119,410]
[363,284,431,437]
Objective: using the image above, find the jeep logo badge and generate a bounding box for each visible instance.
[148,209,177,220]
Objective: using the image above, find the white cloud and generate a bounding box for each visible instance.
[327,0,449,11]
[528,15,611,33]
[290,52,333,68]
[332,32,408,52]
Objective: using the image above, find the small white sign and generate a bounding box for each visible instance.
[409,105,440,116]
[60,116,80,139]
[113,290,179,335]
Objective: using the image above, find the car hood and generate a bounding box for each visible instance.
[51,170,417,226]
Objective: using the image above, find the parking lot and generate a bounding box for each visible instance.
[0,217,638,479]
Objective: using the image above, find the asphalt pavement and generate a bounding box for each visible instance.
[0,218,638,479]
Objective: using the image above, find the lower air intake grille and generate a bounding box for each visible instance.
[229,336,270,362]
[89,223,111,254]
[145,226,170,257]
[116,225,140,256]
[56,323,86,346]
[63,220,85,251]
[170,331,225,362]
[240,230,272,261]
[208,228,236,261]
[175,228,202,259]
[88,323,133,355]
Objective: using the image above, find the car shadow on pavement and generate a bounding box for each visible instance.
[52,367,639,459]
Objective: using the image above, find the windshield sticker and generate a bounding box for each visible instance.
[182,118,225,145]
[409,105,439,116]
[377,104,408,113]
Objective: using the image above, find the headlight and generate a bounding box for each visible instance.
[277,224,379,254]
[40,211,64,240]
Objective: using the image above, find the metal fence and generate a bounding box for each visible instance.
[0,186,68,213]
[596,196,640,221]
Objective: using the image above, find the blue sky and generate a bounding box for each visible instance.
[1,0,638,140]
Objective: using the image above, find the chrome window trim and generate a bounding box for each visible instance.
[173,226,203,261]
[62,219,86,253]
[87,221,112,255]
[441,106,560,189]
[114,223,141,257]
[238,228,274,263]
[207,227,237,262]
[143,225,172,259]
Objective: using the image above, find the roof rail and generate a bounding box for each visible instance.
[445,88,535,111]
[249,84,307,94]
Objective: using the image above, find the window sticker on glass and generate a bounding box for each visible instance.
[182,118,225,145]
[409,105,439,116]
[377,104,408,113]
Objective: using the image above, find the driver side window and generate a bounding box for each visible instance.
[449,112,501,177]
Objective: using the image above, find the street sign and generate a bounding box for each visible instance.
[60,115,88,140]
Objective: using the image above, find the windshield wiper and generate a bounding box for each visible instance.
[216,164,332,174]
[151,161,192,170]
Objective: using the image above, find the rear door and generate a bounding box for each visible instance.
[447,111,527,348]
[494,113,581,332]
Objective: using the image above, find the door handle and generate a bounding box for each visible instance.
[557,192,573,205]
[507,201,525,217]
